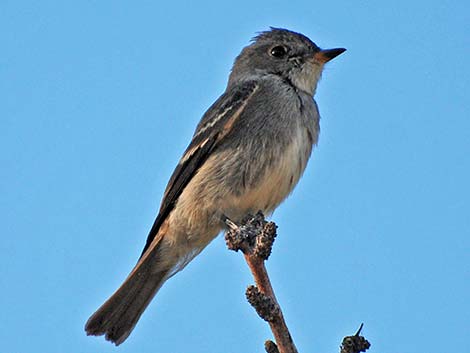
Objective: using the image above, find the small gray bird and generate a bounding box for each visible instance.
[85,27,345,345]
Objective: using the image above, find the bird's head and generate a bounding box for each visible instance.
[229,28,346,96]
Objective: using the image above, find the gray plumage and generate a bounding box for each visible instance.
[85,27,345,345]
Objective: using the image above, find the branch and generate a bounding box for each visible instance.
[225,212,297,353]
[224,212,371,353]
[340,324,371,353]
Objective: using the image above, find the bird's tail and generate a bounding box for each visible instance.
[85,238,173,345]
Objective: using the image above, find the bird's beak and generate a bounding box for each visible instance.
[314,48,346,63]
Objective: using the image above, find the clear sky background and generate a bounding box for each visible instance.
[1,1,469,352]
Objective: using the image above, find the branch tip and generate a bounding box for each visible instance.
[254,221,277,260]
[265,340,280,353]
[355,323,364,336]
[246,285,280,322]
[340,324,371,353]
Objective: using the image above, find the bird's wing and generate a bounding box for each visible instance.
[139,81,259,258]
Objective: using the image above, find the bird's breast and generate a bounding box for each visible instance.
[228,122,314,218]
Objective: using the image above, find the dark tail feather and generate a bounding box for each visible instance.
[85,241,171,345]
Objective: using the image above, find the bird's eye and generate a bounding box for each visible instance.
[270,45,287,58]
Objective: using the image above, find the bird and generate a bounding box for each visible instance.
[85,27,345,345]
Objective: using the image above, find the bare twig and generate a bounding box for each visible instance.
[340,324,371,353]
[225,212,371,353]
[225,212,297,353]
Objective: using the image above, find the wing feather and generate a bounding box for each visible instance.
[139,81,259,257]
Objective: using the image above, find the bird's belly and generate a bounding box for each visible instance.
[227,126,312,220]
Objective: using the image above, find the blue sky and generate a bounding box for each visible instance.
[1,1,469,352]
